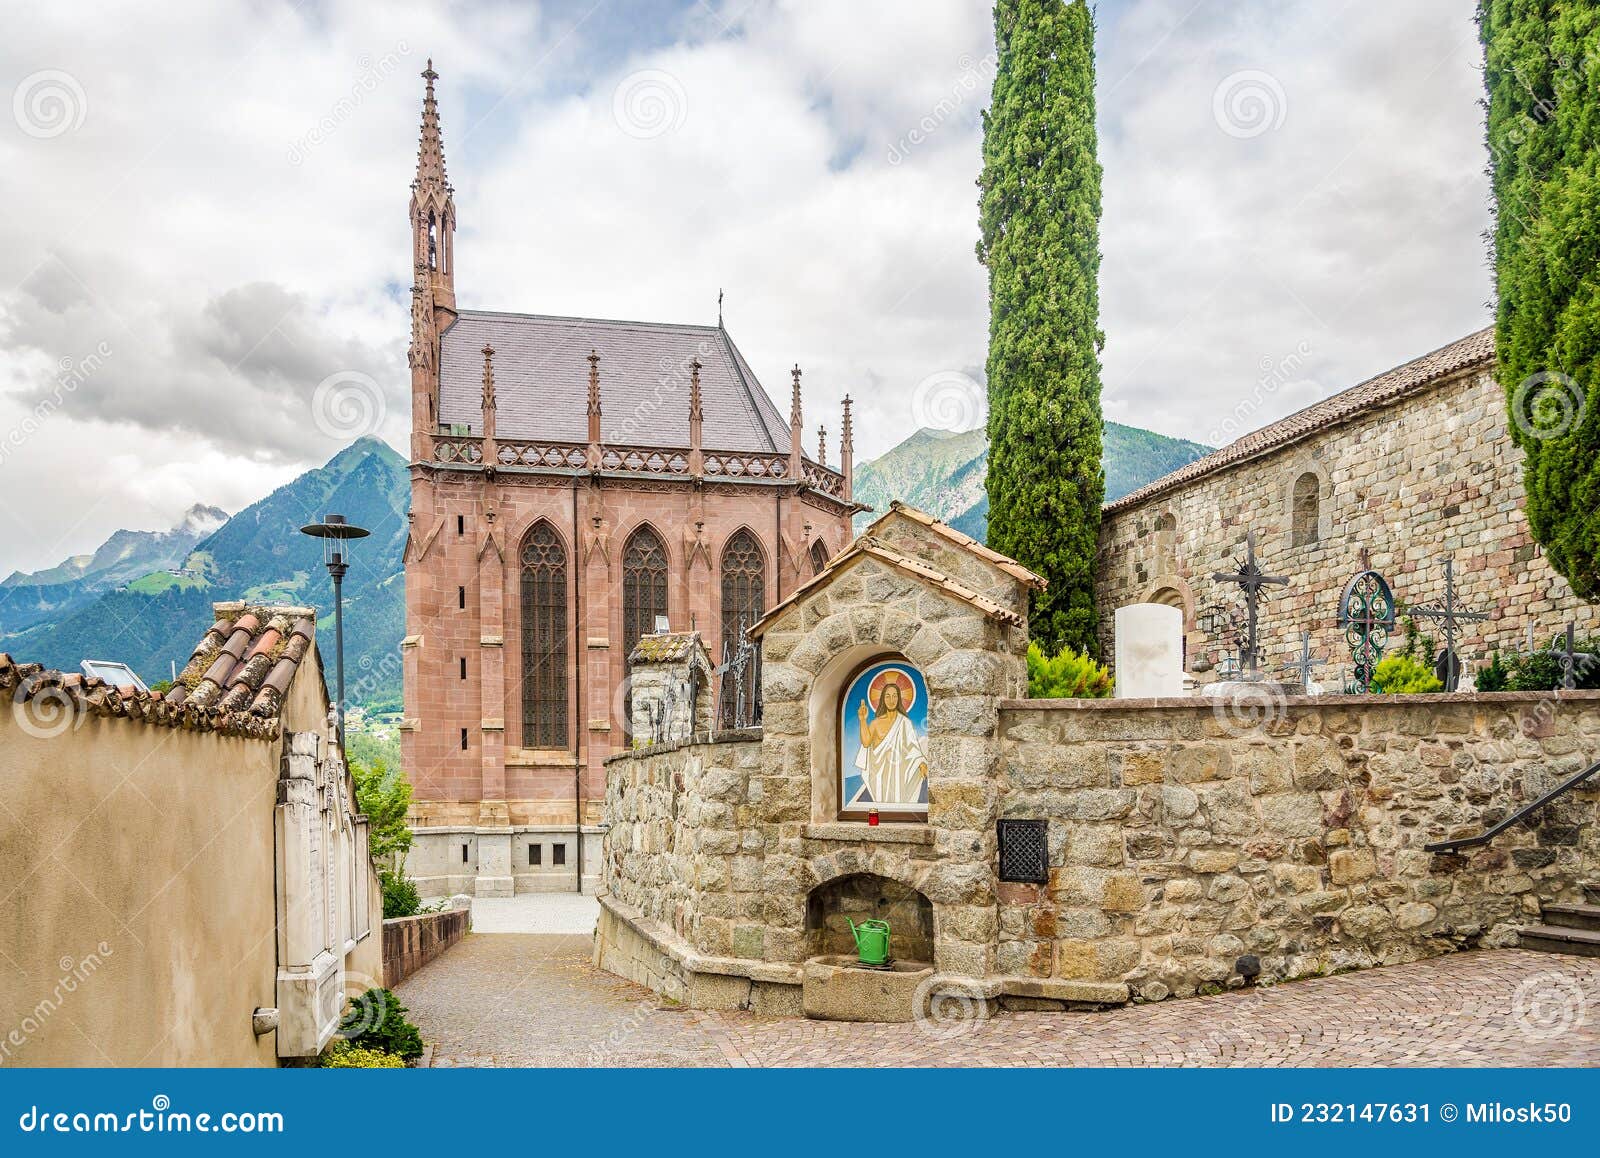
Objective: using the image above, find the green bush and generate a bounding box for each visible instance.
[1027,641,1113,699]
[343,988,424,1061]
[1371,655,1444,694]
[380,869,420,920]
[1475,652,1511,692]
[1483,636,1600,692]
[317,1041,405,1068]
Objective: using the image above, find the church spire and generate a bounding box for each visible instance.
[411,59,456,314]
[840,395,854,502]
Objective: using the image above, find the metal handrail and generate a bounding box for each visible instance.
[1423,758,1600,853]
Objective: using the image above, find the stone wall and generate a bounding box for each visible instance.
[998,692,1600,999]
[1095,365,1600,678]
[383,905,471,988]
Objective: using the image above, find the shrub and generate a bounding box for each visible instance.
[380,869,421,920]
[1371,655,1443,694]
[1474,652,1510,692]
[1490,636,1600,692]
[1027,641,1113,699]
[317,1041,405,1068]
[344,988,425,1061]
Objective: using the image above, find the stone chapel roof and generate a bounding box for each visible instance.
[751,503,1038,636]
[1105,326,1496,513]
[438,311,795,453]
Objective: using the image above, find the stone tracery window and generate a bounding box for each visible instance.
[520,520,569,749]
[810,538,830,576]
[1291,471,1320,547]
[720,529,766,657]
[622,525,669,660]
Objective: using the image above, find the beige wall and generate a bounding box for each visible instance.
[0,713,280,1066]
[0,647,383,1066]
[1096,367,1600,679]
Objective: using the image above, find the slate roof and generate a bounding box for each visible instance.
[165,602,321,720]
[438,311,795,453]
[1105,327,1496,513]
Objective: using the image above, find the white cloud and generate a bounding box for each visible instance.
[0,0,1493,574]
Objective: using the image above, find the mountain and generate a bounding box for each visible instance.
[853,422,1212,540]
[0,503,231,637]
[2,439,408,707]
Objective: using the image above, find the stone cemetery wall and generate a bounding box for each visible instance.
[998,692,1600,999]
[1095,364,1600,677]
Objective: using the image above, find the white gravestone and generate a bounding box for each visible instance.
[1115,603,1185,699]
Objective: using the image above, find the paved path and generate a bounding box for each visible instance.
[397,936,1600,1067]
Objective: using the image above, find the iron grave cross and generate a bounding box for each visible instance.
[1408,559,1489,691]
[1284,629,1324,694]
[1211,529,1289,679]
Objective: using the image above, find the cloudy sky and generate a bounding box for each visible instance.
[0,0,1492,575]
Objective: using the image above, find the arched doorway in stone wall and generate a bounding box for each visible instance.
[805,873,934,965]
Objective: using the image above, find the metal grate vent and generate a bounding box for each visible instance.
[997,819,1049,884]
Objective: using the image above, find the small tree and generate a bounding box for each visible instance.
[349,758,413,867]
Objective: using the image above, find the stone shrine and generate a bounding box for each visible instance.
[596,502,1600,1021]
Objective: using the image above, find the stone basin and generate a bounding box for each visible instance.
[801,954,934,1023]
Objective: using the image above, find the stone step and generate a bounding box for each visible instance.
[1585,882,1600,906]
[1519,924,1600,959]
[1542,903,1600,932]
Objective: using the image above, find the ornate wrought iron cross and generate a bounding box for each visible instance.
[1408,559,1489,691]
[1337,568,1397,693]
[1284,629,1324,694]
[1211,529,1289,678]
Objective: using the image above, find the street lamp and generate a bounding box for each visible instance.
[299,513,369,745]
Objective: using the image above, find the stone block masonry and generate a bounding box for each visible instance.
[383,905,472,988]
[999,693,1600,1000]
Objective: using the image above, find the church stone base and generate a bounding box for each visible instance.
[408,825,604,898]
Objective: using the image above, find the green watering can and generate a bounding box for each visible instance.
[845,918,892,966]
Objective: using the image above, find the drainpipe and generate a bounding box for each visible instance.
[572,481,584,895]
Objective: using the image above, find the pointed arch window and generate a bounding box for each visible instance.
[622,526,669,659]
[720,530,766,658]
[520,521,568,749]
[810,538,830,577]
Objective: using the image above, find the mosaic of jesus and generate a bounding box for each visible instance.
[841,661,930,812]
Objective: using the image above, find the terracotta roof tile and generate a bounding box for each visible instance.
[168,601,320,719]
[1105,327,1495,513]
[874,501,1046,589]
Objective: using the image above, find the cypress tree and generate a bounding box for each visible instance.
[1481,1,1600,595]
[978,0,1105,652]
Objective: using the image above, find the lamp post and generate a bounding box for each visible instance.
[299,513,370,746]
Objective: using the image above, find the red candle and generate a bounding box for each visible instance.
[867,809,880,827]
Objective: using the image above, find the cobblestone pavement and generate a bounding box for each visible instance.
[397,936,1600,1067]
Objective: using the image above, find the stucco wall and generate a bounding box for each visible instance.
[0,713,281,1066]
[997,693,1600,999]
[1095,367,1600,676]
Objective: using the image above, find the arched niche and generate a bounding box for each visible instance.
[807,645,930,824]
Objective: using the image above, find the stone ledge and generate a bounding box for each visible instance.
[802,822,935,845]
[1000,689,1600,711]
[602,730,763,766]
[598,894,802,986]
